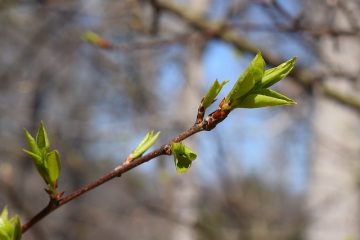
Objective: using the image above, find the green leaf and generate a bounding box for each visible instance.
[1,207,8,220]
[0,229,9,240]
[129,131,160,160]
[0,207,21,240]
[46,150,61,187]
[202,80,228,109]
[23,129,41,156]
[36,121,50,150]
[261,57,296,88]
[233,89,296,108]
[22,149,42,165]
[10,217,21,240]
[23,147,49,184]
[81,31,101,44]
[224,52,265,110]
[171,142,197,173]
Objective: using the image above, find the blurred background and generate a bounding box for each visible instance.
[0,0,359,239]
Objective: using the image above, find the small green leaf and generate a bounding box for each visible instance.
[24,148,50,185]
[1,207,8,219]
[224,52,265,110]
[23,129,41,156]
[171,142,197,173]
[36,121,50,150]
[0,207,21,240]
[129,131,161,160]
[46,150,61,187]
[233,89,296,108]
[202,80,228,109]
[261,57,296,88]
[81,31,101,44]
[10,216,21,240]
[22,149,42,165]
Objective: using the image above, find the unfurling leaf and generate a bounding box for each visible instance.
[129,131,160,161]
[0,207,21,240]
[36,121,50,150]
[223,52,265,110]
[232,89,296,108]
[81,31,113,49]
[82,31,101,45]
[203,80,228,109]
[261,57,297,88]
[171,142,197,173]
[46,150,61,187]
[23,122,61,196]
[23,129,41,157]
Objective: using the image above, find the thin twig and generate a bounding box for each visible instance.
[21,122,204,234]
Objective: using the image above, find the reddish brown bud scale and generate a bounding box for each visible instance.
[96,39,114,49]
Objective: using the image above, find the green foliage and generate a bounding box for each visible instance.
[0,207,21,240]
[221,52,296,110]
[36,122,50,150]
[260,57,297,88]
[23,122,61,195]
[81,31,101,45]
[223,52,265,110]
[171,142,197,173]
[129,131,160,161]
[46,150,61,185]
[202,80,228,109]
[232,89,295,108]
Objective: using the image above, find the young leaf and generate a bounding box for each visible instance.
[36,121,50,150]
[129,131,160,160]
[46,150,61,186]
[1,206,8,220]
[22,149,42,165]
[0,207,21,240]
[223,52,265,110]
[261,57,297,88]
[23,129,41,156]
[81,31,113,49]
[82,31,101,45]
[171,142,197,173]
[202,80,228,109]
[232,89,296,108]
[10,217,21,240]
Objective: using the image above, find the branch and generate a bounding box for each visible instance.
[21,123,204,234]
[151,0,360,113]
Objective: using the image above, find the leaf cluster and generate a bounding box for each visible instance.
[222,52,296,110]
[0,207,21,240]
[23,122,61,196]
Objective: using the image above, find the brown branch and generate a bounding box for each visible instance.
[151,0,360,113]
[21,122,205,234]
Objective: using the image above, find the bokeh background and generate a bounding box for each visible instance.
[0,0,360,239]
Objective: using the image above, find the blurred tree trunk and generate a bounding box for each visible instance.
[305,1,360,239]
[170,1,208,239]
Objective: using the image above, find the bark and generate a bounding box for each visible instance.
[305,1,360,239]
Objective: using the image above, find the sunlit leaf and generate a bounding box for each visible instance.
[36,121,50,150]
[129,131,160,160]
[46,150,61,186]
[22,149,42,165]
[23,129,41,156]
[223,52,265,110]
[0,207,21,240]
[81,31,101,45]
[261,57,296,88]
[172,142,197,173]
[232,89,296,108]
[202,80,228,109]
